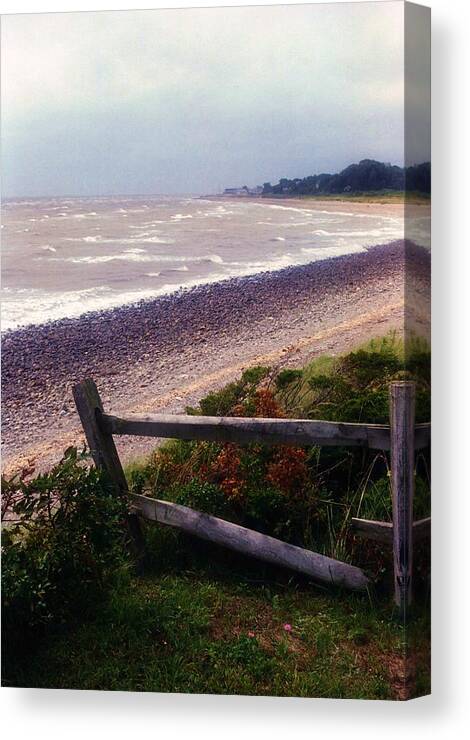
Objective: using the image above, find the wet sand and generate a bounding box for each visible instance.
[1,241,430,475]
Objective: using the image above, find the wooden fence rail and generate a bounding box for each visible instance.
[73,379,430,612]
[131,494,370,591]
[350,516,431,545]
[101,411,431,451]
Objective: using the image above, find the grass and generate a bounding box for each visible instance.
[5,528,430,698]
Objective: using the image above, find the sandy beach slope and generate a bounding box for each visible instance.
[1,241,430,475]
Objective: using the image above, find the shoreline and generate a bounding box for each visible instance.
[200,194,430,211]
[1,241,430,475]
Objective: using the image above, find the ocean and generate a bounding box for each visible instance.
[1,195,428,331]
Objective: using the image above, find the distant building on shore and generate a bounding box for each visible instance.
[223,185,263,196]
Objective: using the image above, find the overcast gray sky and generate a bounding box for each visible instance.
[1,2,421,196]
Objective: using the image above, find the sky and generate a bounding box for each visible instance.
[1,2,427,196]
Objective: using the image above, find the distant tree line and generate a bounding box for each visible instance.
[262,159,431,196]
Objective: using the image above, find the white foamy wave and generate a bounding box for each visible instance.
[171,213,193,220]
[41,245,57,253]
[66,234,173,245]
[2,275,232,330]
[68,254,153,264]
[61,252,224,266]
[139,236,172,244]
[131,220,166,227]
[125,230,161,238]
[1,285,169,331]
[262,204,314,215]
[146,265,190,278]
[301,244,365,258]
[333,228,397,238]
[258,219,317,228]
[207,206,235,217]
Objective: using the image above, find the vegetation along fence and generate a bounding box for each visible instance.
[73,379,430,615]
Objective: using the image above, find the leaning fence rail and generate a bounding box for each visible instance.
[73,379,430,613]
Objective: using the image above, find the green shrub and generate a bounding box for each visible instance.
[275,368,303,389]
[187,366,270,416]
[277,333,430,424]
[244,485,316,544]
[1,448,128,644]
[174,480,234,518]
[245,486,290,531]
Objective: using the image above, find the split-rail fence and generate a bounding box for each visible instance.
[73,379,430,615]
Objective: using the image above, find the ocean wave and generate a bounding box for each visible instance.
[254,203,313,214]
[146,265,190,277]
[131,220,167,227]
[301,244,365,258]
[1,285,167,331]
[258,219,318,228]
[128,223,166,230]
[332,228,400,238]
[61,252,225,266]
[65,234,173,245]
[1,273,233,330]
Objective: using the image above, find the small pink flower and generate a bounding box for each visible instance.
[247,631,255,638]
[283,623,292,633]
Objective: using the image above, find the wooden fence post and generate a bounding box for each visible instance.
[389,381,416,617]
[73,379,145,565]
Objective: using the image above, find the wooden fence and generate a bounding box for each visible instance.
[73,379,430,614]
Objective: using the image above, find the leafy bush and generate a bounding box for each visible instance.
[174,480,233,518]
[275,368,302,389]
[187,366,270,416]
[279,333,430,424]
[2,448,128,646]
